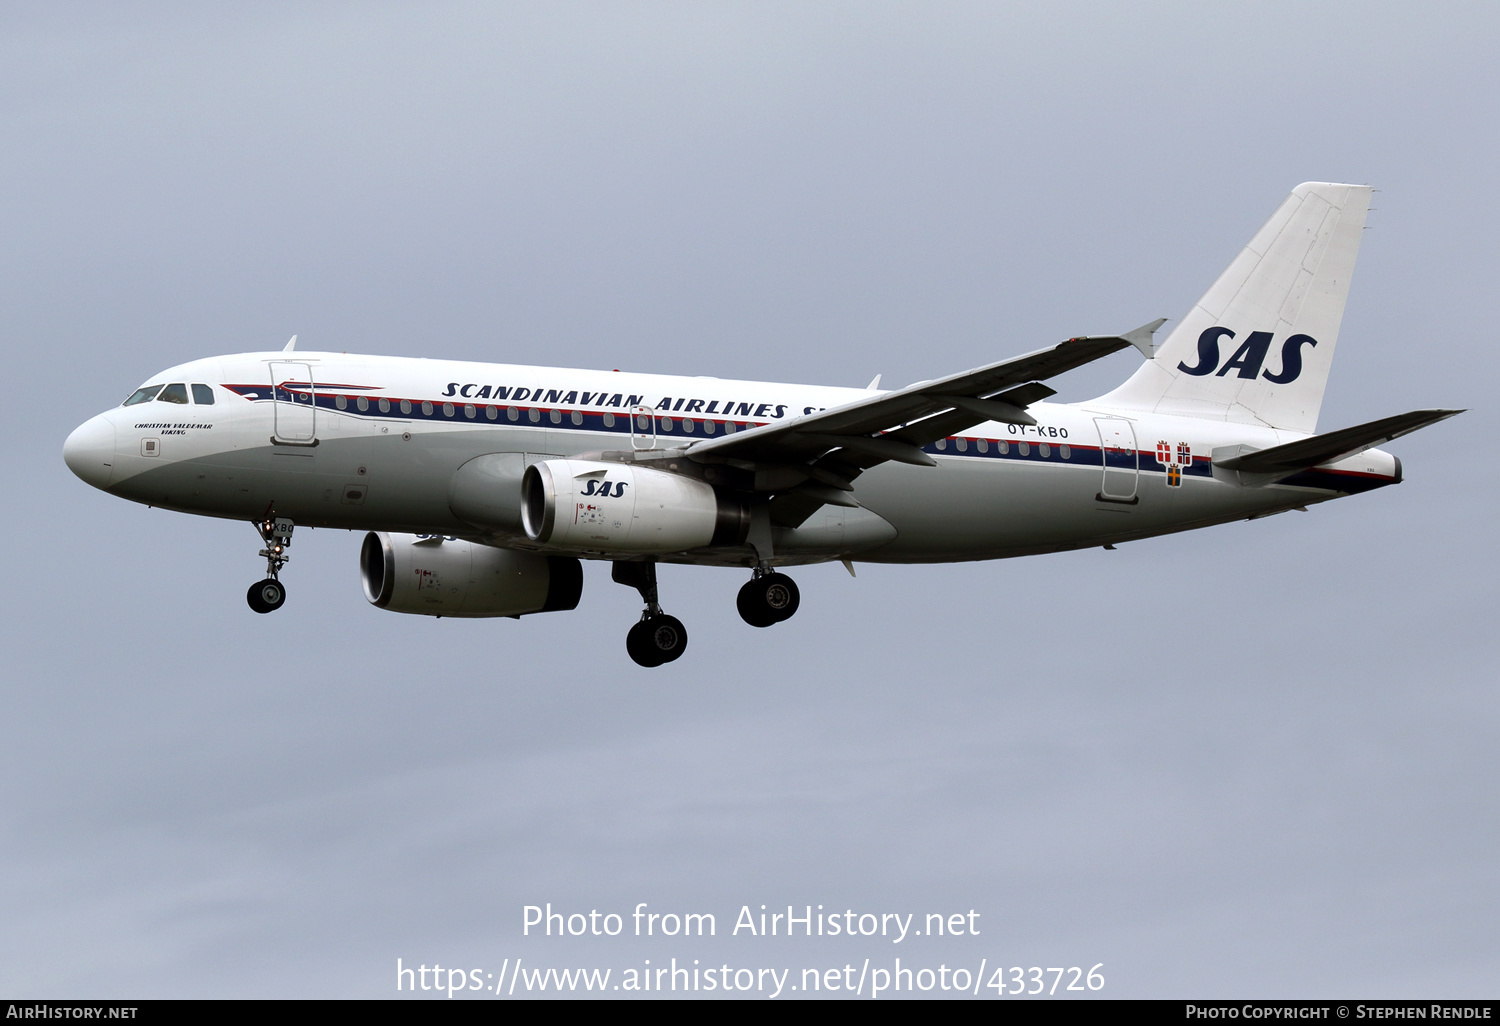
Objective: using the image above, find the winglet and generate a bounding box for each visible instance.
[283,335,298,353]
[1121,318,1167,358]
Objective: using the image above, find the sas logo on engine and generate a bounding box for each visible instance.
[1177,327,1318,383]
[579,479,629,498]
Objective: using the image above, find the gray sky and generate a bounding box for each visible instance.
[3,1,1497,998]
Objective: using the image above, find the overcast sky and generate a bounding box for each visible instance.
[3,1,1497,999]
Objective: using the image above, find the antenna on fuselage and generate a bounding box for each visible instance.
[283,335,298,352]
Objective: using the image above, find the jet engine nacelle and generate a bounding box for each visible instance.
[360,532,582,617]
[521,459,748,553]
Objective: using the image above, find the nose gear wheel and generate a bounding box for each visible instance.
[247,579,286,613]
[246,515,294,613]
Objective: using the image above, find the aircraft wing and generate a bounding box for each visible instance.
[685,319,1164,525]
[1213,409,1464,474]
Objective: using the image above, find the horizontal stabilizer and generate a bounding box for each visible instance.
[1214,409,1463,473]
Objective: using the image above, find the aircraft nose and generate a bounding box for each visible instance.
[64,414,116,490]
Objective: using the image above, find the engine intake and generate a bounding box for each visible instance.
[521,459,748,553]
[360,532,582,617]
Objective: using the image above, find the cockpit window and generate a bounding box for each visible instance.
[123,385,163,406]
[191,383,215,405]
[158,383,189,404]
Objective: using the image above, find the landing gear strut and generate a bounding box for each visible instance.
[612,560,688,667]
[737,569,799,628]
[247,516,293,614]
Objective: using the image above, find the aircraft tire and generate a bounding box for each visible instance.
[247,579,286,614]
[737,573,799,627]
[627,615,687,667]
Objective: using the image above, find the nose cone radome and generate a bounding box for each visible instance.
[64,414,116,490]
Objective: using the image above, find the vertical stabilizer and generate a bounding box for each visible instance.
[1095,183,1373,433]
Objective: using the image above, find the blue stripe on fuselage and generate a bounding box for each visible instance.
[221,384,1388,494]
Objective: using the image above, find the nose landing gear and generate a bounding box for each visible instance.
[737,569,800,628]
[612,560,688,667]
[247,516,294,614]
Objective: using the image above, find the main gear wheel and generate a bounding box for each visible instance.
[736,572,800,628]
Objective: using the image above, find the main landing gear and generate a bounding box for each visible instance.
[737,569,800,628]
[247,516,294,614]
[612,560,688,668]
[611,561,803,667]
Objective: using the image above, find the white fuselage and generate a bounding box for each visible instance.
[63,350,1400,567]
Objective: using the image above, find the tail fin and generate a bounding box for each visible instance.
[1095,182,1373,433]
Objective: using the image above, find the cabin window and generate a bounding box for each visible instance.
[464,404,476,419]
[485,405,497,420]
[955,438,968,452]
[123,385,163,406]
[602,412,615,427]
[158,383,189,404]
[334,395,347,410]
[1039,443,1051,457]
[421,401,434,416]
[1060,444,1071,460]
[399,400,411,414]
[1018,442,1030,456]
[703,420,715,435]
[442,402,454,417]
[570,411,583,426]
[191,384,215,405]
[528,409,541,423]
[357,396,369,411]
[682,419,695,434]
[507,407,519,421]
[549,409,561,424]
[660,418,673,432]
[935,439,947,451]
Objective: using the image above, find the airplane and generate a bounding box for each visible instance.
[64,182,1460,666]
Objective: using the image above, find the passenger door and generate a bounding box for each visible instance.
[1094,416,1139,502]
[269,361,317,445]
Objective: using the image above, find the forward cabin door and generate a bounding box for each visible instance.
[269,361,317,445]
[1094,416,1138,502]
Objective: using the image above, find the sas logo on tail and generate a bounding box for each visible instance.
[1177,327,1317,383]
